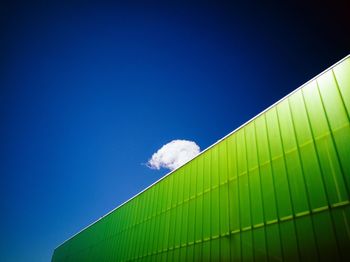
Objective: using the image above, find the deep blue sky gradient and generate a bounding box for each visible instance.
[1,1,349,261]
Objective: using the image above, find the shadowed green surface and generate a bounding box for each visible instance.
[52,56,350,261]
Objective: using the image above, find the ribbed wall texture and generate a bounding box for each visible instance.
[52,56,350,262]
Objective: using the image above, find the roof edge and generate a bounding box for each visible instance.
[54,53,350,250]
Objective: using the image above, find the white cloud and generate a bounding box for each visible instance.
[147,140,200,171]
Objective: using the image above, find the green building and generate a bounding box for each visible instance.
[52,55,350,262]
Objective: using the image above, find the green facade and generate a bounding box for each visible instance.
[52,55,350,262]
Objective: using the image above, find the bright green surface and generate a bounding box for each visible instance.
[52,56,350,262]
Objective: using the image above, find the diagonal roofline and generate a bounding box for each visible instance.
[54,53,350,250]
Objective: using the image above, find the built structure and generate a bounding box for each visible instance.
[52,55,350,261]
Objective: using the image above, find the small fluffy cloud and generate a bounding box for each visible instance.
[147,140,200,171]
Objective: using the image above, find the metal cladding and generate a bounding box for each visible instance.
[52,55,350,262]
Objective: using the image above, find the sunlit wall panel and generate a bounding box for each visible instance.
[52,55,350,262]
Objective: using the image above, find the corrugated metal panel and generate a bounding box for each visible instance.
[52,55,350,262]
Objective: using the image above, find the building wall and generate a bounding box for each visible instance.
[52,56,350,262]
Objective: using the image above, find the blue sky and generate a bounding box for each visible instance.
[1,1,349,261]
